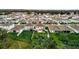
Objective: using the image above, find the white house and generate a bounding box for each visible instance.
[0,23,15,31]
[24,23,34,30]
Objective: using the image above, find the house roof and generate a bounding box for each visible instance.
[25,23,33,26]
[48,24,70,31]
[35,23,44,27]
[12,25,24,31]
[0,23,13,26]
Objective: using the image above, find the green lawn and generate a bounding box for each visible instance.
[31,31,56,49]
[8,30,33,41]
[18,30,33,41]
[50,33,65,48]
[50,33,79,49]
[6,30,33,48]
[1,29,79,49]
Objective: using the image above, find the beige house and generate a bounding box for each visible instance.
[48,24,71,33]
[34,23,44,32]
[10,25,24,33]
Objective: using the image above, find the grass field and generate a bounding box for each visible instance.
[50,33,79,49]
[1,30,79,49]
[8,30,33,41]
[18,30,33,41]
[6,30,33,48]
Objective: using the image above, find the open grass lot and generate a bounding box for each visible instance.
[8,30,33,41]
[50,33,79,49]
[31,31,56,49]
[1,29,79,49]
[5,30,33,49]
[18,30,33,41]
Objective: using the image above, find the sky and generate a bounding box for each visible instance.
[0,0,79,10]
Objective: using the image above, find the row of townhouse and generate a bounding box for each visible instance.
[0,12,79,35]
[0,23,15,31]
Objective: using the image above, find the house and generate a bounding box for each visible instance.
[0,23,15,31]
[69,24,79,33]
[34,23,44,32]
[48,24,71,33]
[10,24,24,33]
[24,23,34,30]
[48,24,57,32]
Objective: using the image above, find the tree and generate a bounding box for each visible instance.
[0,28,7,48]
[31,32,56,49]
